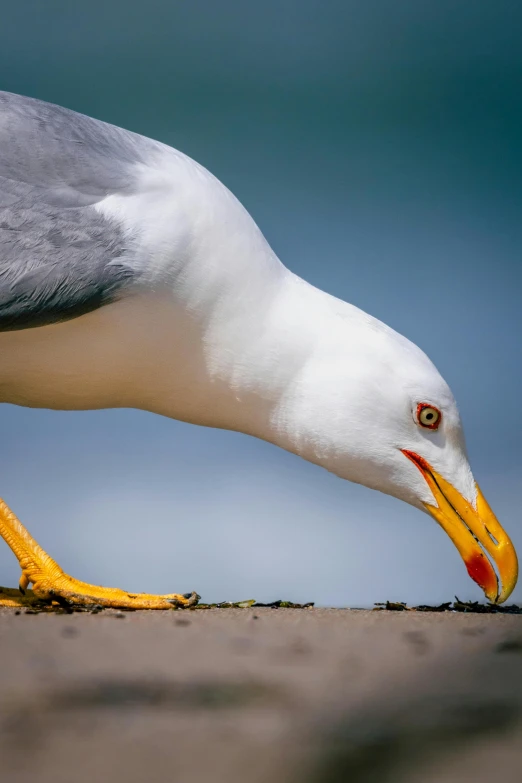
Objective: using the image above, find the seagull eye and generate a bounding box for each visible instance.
[417,403,441,430]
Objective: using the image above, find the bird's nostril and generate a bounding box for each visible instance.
[485,527,499,547]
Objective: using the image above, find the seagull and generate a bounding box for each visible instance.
[0,91,517,610]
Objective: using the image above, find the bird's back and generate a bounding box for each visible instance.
[0,91,161,330]
[0,92,288,425]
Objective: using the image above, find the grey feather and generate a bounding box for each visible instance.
[0,91,160,330]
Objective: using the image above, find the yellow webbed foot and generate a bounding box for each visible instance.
[0,498,199,610]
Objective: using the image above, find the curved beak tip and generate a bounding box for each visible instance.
[402,451,518,605]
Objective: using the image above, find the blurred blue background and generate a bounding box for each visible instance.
[0,1,520,606]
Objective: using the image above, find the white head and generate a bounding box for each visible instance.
[271,301,517,604]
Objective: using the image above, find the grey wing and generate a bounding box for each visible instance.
[0,91,159,330]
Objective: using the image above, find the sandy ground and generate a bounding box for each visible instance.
[1,606,522,783]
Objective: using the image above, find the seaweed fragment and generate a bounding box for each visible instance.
[373,599,522,614]
[452,598,522,614]
[414,602,452,612]
[252,599,315,609]
[192,599,257,610]
[193,598,315,610]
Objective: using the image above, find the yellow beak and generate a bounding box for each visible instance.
[402,450,518,604]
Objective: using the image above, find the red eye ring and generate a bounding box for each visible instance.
[416,403,442,430]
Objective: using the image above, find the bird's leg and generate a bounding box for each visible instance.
[0,498,199,609]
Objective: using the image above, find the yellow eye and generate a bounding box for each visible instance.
[417,403,441,430]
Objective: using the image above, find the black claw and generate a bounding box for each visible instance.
[167,592,200,608]
[18,583,25,596]
[182,591,201,607]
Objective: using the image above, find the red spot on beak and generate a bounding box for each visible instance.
[465,552,498,596]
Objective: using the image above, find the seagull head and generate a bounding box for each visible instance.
[272,304,518,604]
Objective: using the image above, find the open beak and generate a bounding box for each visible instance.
[402,450,518,604]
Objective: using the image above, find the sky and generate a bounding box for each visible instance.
[0,1,520,606]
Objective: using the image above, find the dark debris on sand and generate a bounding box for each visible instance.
[194,599,315,610]
[374,599,522,614]
[7,596,316,615]
[4,584,521,615]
